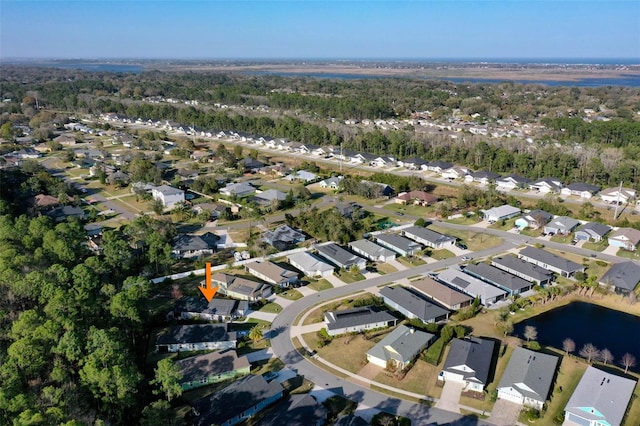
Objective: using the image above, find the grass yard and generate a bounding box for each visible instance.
[445,216,479,226]
[335,270,366,283]
[581,240,608,252]
[536,355,587,426]
[306,279,333,292]
[385,202,433,218]
[301,292,376,325]
[376,262,398,274]
[278,288,304,300]
[396,256,427,267]
[250,357,285,377]
[430,249,456,260]
[304,332,376,374]
[550,234,573,244]
[373,359,443,399]
[488,218,518,231]
[616,249,640,260]
[259,302,282,314]
[429,225,504,251]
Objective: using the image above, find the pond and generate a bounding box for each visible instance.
[513,301,640,371]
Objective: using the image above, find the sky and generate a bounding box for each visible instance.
[1,1,639,60]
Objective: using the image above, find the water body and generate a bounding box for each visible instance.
[513,302,640,371]
[11,62,144,73]
[244,70,640,87]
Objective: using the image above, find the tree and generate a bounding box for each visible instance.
[579,343,600,363]
[497,321,513,337]
[621,353,636,374]
[141,400,180,426]
[600,348,613,365]
[562,338,575,356]
[151,358,183,401]
[524,325,538,342]
[249,325,263,342]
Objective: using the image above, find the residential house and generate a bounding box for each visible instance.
[409,277,473,310]
[171,232,218,258]
[319,176,344,189]
[287,252,335,278]
[464,170,501,185]
[210,273,272,302]
[251,189,288,206]
[361,180,394,197]
[176,168,198,181]
[45,206,87,222]
[439,337,496,392]
[425,160,453,174]
[366,325,435,369]
[436,267,508,305]
[441,166,469,181]
[574,222,611,242]
[464,263,534,296]
[258,394,327,426]
[380,286,449,324]
[241,158,265,173]
[190,150,214,162]
[543,216,580,235]
[193,202,229,220]
[607,227,640,251]
[560,182,600,199]
[171,297,247,322]
[375,233,422,257]
[315,243,367,271]
[515,210,554,230]
[401,226,456,249]
[192,374,284,426]
[496,174,530,192]
[394,190,438,206]
[491,256,555,286]
[263,225,306,250]
[107,171,130,186]
[518,247,585,278]
[152,185,185,208]
[155,324,237,353]
[348,239,396,262]
[529,178,563,194]
[335,202,365,219]
[599,261,640,295]
[245,261,299,288]
[298,143,319,155]
[371,156,395,168]
[599,187,636,205]
[176,349,250,391]
[220,182,256,198]
[497,347,559,410]
[284,170,318,183]
[54,134,76,146]
[563,366,637,426]
[397,157,428,170]
[29,194,59,212]
[324,306,398,336]
[482,205,521,223]
[353,152,376,164]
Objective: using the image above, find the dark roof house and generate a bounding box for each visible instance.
[440,337,496,392]
[380,286,449,324]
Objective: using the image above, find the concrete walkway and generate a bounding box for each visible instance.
[246,310,278,322]
[435,380,463,413]
[245,348,274,362]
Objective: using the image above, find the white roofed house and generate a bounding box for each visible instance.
[560,182,600,199]
[481,205,521,223]
[599,187,636,204]
[348,239,396,263]
[495,174,530,192]
[425,161,453,174]
[437,267,508,305]
[366,325,435,369]
[528,177,563,194]
[155,324,237,353]
[287,251,335,278]
[319,176,344,189]
[245,261,298,288]
[152,185,185,208]
[441,166,469,181]
[219,182,256,198]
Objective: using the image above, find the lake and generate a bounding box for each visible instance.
[513,301,640,371]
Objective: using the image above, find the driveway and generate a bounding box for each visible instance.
[246,310,278,322]
[602,244,619,256]
[324,274,347,288]
[387,258,407,271]
[487,399,522,426]
[295,285,317,297]
[435,380,463,413]
[245,348,274,363]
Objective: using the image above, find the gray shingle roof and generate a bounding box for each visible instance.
[402,226,456,245]
[519,247,584,274]
[599,261,640,292]
[564,366,637,426]
[176,349,249,383]
[375,233,422,254]
[491,256,555,283]
[497,347,559,403]
[174,297,242,317]
[443,337,496,385]
[464,263,533,292]
[172,232,218,252]
[380,286,449,322]
[366,325,434,365]
[258,394,327,426]
[156,324,236,346]
[576,222,611,238]
[567,182,600,193]
[193,374,283,426]
[348,239,396,260]
[324,306,396,332]
[316,243,365,269]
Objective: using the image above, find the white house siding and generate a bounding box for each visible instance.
[328,321,392,337]
[165,341,235,353]
[366,353,388,368]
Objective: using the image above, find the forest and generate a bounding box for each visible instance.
[0,166,180,425]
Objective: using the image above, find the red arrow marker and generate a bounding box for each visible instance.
[199,262,219,302]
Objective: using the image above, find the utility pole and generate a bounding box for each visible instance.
[613,181,623,221]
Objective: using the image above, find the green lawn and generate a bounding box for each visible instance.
[376,263,398,274]
[488,218,517,231]
[385,202,434,218]
[550,234,573,244]
[278,289,304,300]
[429,225,503,251]
[259,302,283,314]
[430,249,455,260]
[335,270,366,283]
[582,240,608,252]
[538,355,587,426]
[617,249,640,260]
[396,256,427,267]
[306,279,333,292]
[446,216,479,226]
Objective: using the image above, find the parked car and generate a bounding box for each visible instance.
[456,242,468,250]
[461,256,472,261]
[262,371,279,382]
